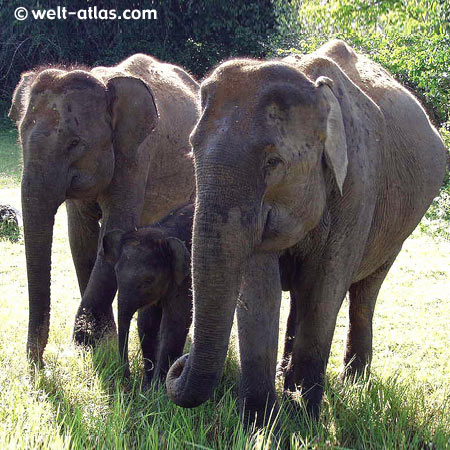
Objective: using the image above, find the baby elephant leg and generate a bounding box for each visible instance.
[156,282,192,382]
[137,305,162,383]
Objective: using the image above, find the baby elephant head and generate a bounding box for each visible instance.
[103,228,191,381]
[103,229,191,310]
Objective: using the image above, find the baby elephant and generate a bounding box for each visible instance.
[103,203,194,383]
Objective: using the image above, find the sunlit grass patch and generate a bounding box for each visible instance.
[0,125,20,189]
[0,124,449,448]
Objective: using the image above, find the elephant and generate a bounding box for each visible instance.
[102,203,194,383]
[8,71,36,124]
[165,40,447,425]
[10,54,199,365]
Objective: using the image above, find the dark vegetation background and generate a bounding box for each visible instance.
[0,0,448,130]
[0,0,277,113]
[0,0,449,235]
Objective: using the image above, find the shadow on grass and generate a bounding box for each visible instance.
[32,339,250,449]
[31,342,450,449]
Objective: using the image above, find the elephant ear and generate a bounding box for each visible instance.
[8,71,36,124]
[106,76,158,156]
[166,237,191,285]
[102,229,125,266]
[316,76,348,195]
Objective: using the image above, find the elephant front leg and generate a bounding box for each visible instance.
[156,284,192,382]
[237,253,282,428]
[118,306,134,379]
[284,278,348,419]
[66,200,101,295]
[73,254,117,346]
[138,305,162,385]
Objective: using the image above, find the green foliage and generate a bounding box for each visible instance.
[0,216,21,242]
[0,124,21,188]
[421,172,450,240]
[273,0,450,130]
[0,0,277,116]
[272,0,450,238]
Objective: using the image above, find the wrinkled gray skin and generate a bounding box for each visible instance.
[166,40,447,425]
[10,55,198,365]
[103,203,194,383]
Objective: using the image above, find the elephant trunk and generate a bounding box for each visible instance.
[166,164,257,407]
[22,172,65,364]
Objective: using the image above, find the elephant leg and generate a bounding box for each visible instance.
[343,252,399,378]
[156,285,192,382]
[284,263,349,419]
[137,305,162,383]
[278,290,297,375]
[118,305,134,379]
[73,254,117,346]
[66,200,101,296]
[237,253,282,428]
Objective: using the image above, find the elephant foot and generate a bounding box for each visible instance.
[282,387,322,423]
[73,306,117,347]
[284,365,325,421]
[26,341,45,370]
[340,356,371,381]
[141,375,153,392]
[27,322,50,368]
[239,393,280,430]
[142,363,157,389]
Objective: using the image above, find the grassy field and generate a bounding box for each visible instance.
[1,125,449,449]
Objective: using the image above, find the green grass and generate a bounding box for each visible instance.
[0,124,449,448]
[0,122,21,189]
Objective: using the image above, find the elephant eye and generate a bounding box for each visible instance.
[68,138,80,150]
[264,155,282,170]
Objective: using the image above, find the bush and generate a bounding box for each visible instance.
[0,0,277,117]
[0,205,21,243]
[272,0,449,129]
[272,0,450,237]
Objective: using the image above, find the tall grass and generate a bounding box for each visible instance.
[0,122,21,189]
[0,124,449,448]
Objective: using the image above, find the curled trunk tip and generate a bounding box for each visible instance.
[166,353,213,408]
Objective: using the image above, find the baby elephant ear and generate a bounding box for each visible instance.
[316,76,348,195]
[102,229,125,266]
[166,237,191,285]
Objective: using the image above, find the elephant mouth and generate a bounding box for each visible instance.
[261,205,273,239]
[259,204,281,247]
[66,175,83,197]
[67,173,98,199]
[258,205,306,252]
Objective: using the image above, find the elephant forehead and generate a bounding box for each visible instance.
[204,59,313,101]
[56,91,109,130]
[26,87,107,125]
[198,61,319,141]
[201,61,271,111]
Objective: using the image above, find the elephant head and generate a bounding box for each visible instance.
[18,68,158,363]
[166,60,347,406]
[103,228,190,310]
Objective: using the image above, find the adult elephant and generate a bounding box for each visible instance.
[10,54,199,365]
[166,40,447,424]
